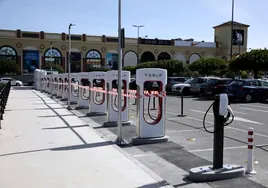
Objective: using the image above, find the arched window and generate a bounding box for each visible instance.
[141,51,155,63]
[158,52,171,61]
[44,48,62,65]
[85,50,102,69]
[0,46,17,59]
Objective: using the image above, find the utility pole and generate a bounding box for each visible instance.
[67,23,75,110]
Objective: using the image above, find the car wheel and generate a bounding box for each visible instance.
[16,83,20,86]
[244,93,252,103]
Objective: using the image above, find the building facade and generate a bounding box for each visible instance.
[0,21,249,75]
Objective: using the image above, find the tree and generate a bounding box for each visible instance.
[230,49,268,78]
[0,59,20,75]
[123,66,136,75]
[188,57,229,76]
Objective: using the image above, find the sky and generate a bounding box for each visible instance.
[0,0,267,49]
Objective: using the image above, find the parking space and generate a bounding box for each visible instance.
[53,95,268,187]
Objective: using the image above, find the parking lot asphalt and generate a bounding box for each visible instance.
[52,94,268,188]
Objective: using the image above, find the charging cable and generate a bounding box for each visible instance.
[203,102,234,134]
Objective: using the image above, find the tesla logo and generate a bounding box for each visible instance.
[145,73,162,77]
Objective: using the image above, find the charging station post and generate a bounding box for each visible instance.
[188,94,245,182]
[212,95,224,169]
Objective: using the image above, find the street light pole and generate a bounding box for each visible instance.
[230,0,234,60]
[50,42,53,96]
[67,23,75,110]
[132,25,144,64]
[115,0,125,145]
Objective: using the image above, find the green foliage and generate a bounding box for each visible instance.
[0,59,20,75]
[42,63,64,73]
[230,49,268,72]
[123,66,136,75]
[240,71,249,79]
[224,71,237,78]
[188,57,229,76]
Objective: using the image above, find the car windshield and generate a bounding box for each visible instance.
[229,80,244,86]
[184,79,194,84]
[207,79,219,85]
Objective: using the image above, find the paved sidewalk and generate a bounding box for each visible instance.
[0,89,170,188]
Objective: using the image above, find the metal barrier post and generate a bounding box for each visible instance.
[177,90,186,117]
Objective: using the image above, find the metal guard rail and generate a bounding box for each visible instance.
[0,81,11,129]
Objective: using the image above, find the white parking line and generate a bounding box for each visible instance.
[191,109,264,125]
[239,103,268,109]
[240,107,268,113]
[166,110,268,139]
[189,145,247,152]
[166,110,214,124]
[166,129,201,133]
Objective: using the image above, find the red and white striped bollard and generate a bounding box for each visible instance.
[246,127,257,174]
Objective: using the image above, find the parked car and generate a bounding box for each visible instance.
[166,77,190,92]
[172,77,219,96]
[205,78,233,97]
[129,79,161,91]
[0,77,23,86]
[226,79,268,102]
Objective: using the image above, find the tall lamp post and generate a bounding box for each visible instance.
[115,0,125,145]
[132,25,144,64]
[67,23,75,110]
[230,0,235,60]
[49,42,53,96]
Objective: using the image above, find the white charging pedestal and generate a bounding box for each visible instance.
[40,76,45,92]
[51,74,57,96]
[87,72,107,116]
[69,73,78,104]
[103,70,131,127]
[61,73,68,101]
[132,68,169,145]
[45,76,49,93]
[76,72,90,109]
[56,74,63,98]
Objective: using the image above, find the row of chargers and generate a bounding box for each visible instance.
[36,68,169,145]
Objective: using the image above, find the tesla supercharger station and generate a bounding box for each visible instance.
[103,70,131,127]
[70,73,79,104]
[132,68,169,145]
[40,76,45,92]
[61,73,68,101]
[76,72,90,109]
[87,71,107,116]
[52,74,58,96]
[45,76,49,93]
[40,71,47,91]
[56,74,63,98]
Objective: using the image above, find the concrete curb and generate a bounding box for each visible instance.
[40,91,172,188]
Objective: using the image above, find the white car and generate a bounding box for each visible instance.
[0,77,23,86]
[172,82,191,95]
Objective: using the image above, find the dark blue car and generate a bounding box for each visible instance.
[226,79,268,102]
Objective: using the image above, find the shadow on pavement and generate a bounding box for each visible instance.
[135,180,170,188]
[38,114,74,118]
[173,177,195,187]
[42,124,89,130]
[0,141,112,157]
[50,141,112,151]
